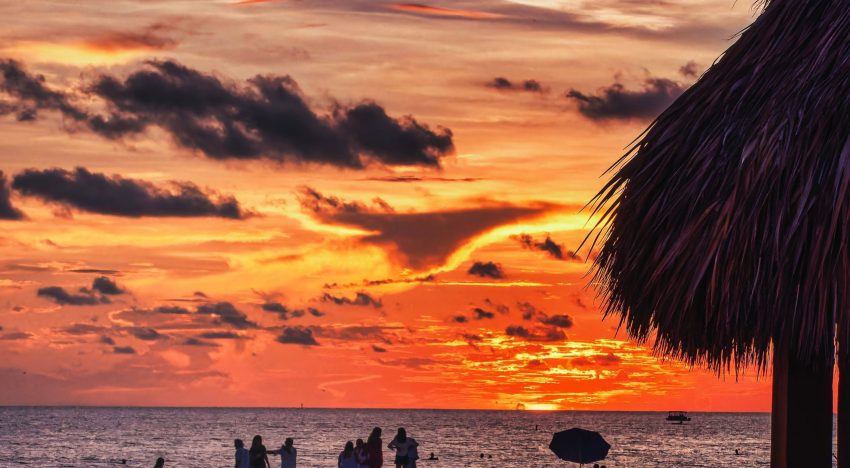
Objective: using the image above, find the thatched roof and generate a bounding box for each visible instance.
[588,0,850,371]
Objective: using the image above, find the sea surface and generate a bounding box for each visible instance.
[0,407,827,467]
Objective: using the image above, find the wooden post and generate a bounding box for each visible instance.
[839,339,850,468]
[771,344,834,467]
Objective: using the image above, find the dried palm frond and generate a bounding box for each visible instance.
[588,0,850,372]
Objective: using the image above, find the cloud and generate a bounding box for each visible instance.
[37,286,108,306]
[451,315,468,323]
[513,233,578,261]
[276,327,319,346]
[262,302,325,319]
[472,307,495,320]
[91,276,125,295]
[0,331,32,341]
[197,331,244,340]
[539,314,574,328]
[12,167,248,219]
[679,61,700,78]
[572,352,622,368]
[387,3,503,19]
[154,306,191,315]
[505,325,566,342]
[0,59,454,169]
[487,77,546,93]
[128,327,165,341]
[372,344,387,353]
[181,337,219,347]
[467,261,505,279]
[310,324,404,344]
[320,292,382,308]
[0,172,23,220]
[62,323,109,335]
[483,298,510,315]
[195,302,257,329]
[99,335,115,345]
[112,346,136,354]
[300,187,559,269]
[81,27,177,53]
[566,76,687,121]
[362,176,481,183]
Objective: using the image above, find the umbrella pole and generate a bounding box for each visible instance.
[839,338,850,468]
[770,343,833,468]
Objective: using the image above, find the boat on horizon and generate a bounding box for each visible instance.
[666,411,691,424]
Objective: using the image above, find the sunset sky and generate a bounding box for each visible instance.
[0,0,778,411]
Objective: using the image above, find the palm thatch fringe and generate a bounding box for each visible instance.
[587,0,850,372]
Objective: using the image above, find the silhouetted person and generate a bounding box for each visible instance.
[235,439,250,468]
[339,441,358,468]
[250,435,270,468]
[387,428,418,468]
[366,427,383,468]
[355,439,369,467]
[426,453,438,461]
[154,458,164,468]
[269,438,296,468]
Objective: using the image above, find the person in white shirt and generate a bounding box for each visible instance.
[387,428,418,468]
[234,439,250,468]
[269,438,297,468]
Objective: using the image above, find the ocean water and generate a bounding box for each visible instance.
[0,407,810,467]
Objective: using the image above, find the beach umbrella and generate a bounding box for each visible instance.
[549,428,610,466]
[585,1,850,467]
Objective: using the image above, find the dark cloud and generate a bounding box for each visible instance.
[300,187,560,269]
[0,331,32,340]
[572,352,622,367]
[486,77,546,93]
[113,346,136,354]
[372,344,387,353]
[513,233,578,261]
[451,315,468,323]
[99,335,115,345]
[68,268,121,275]
[566,77,687,121]
[362,176,481,183]
[467,261,505,279]
[62,323,108,335]
[310,324,403,344]
[197,331,244,340]
[262,302,325,319]
[0,171,23,220]
[12,167,248,219]
[182,337,219,347]
[91,276,125,295]
[0,59,88,123]
[0,59,454,168]
[679,61,700,78]
[196,302,257,329]
[505,325,566,342]
[472,307,495,320]
[128,327,165,341]
[517,302,541,321]
[155,306,191,315]
[539,314,574,329]
[483,298,510,315]
[320,292,382,309]
[276,327,319,346]
[37,286,108,306]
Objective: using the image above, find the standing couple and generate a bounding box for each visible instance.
[339,427,419,468]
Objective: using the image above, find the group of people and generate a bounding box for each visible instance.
[234,427,425,468]
[234,436,297,468]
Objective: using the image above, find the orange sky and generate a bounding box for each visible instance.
[0,0,784,411]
